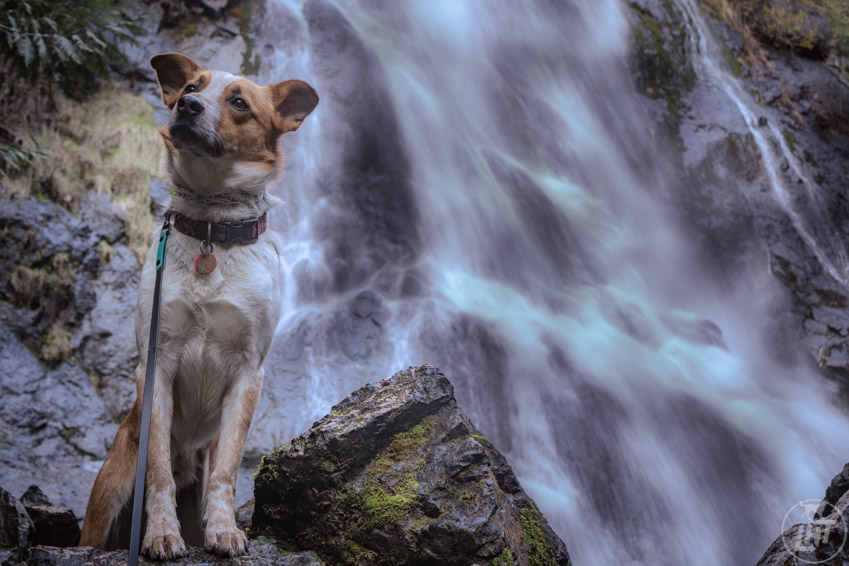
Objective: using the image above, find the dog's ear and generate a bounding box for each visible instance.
[269,80,319,134]
[150,53,204,109]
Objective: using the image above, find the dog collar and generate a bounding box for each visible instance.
[172,211,267,245]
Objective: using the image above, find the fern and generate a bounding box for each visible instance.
[0,0,147,96]
[0,0,147,177]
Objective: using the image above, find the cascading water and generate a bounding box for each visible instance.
[245,0,849,563]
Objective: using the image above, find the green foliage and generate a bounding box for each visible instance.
[709,0,849,57]
[0,136,46,177]
[815,0,849,53]
[0,0,146,97]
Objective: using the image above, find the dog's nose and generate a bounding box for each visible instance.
[177,95,204,116]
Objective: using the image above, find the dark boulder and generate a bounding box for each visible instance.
[253,365,570,566]
[19,486,81,548]
[0,487,34,564]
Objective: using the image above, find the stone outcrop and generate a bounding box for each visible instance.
[253,365,570,566]
[19,486,80,548]
[757,464,849,565]
[626,0,849,398]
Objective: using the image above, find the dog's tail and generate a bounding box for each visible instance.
[80,399,141,548]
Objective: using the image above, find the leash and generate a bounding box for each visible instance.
[129,211,171,566]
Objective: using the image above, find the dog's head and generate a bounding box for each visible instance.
[150,52,318,192]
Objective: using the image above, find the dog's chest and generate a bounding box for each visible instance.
[136,231,282,433]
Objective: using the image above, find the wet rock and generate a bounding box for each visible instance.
[821,463,849,515]
[0,487,34,564]
[628,0,849,396]
[253,365,571,566]
[25,542,322,565]
[757,465,849,565]
[20,486,81,548]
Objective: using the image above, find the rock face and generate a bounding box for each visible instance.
[253,365,570,566]
[0,186,142,515]
[757,464,849,565]
[626,0,849,395]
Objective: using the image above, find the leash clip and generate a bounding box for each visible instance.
[155,211,173,272]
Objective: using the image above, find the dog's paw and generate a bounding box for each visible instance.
[141,532,186,560]
[204,523,249,557]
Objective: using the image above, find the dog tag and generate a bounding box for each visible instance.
[194,253,217,274]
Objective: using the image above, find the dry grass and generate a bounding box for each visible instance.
[5,84,161,262]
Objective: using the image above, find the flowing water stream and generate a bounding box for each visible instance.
[248,1,849,563]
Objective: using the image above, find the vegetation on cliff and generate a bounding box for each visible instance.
[0,0,156,262]
[702,0,849,66]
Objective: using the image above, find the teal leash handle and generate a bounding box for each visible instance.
[129,211,171,566]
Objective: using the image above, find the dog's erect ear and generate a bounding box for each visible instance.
[269,80,319,134]
[150,53,204,109]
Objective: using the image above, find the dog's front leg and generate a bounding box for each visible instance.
[140,364,186,560]
[203,368,263,557]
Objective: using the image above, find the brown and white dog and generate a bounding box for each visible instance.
[79,53,318,559]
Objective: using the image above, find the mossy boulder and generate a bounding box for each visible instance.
[253,365,571,566]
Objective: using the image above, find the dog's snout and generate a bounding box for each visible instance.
[177,95,204,116]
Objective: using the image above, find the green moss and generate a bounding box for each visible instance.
[628,2,695,141]
[254,453,281,483]
[391,418,435,452]
[262,504,283,520]
[491,547,513,566]
[338,539,376,565]
[519,507,557,566]
[330,405,354,418]
[178,19,199,36]
[59,426,79,441]
[782,129,798,153]
[361,472,419,528]
[231,0,262,75]
[803,149,818,167]
[471,434,490,445]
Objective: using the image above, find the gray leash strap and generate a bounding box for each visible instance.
[129,211,171,566]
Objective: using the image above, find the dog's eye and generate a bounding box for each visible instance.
[231,97,249,111]
[184,84,197,94]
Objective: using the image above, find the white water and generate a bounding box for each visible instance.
[250,1,849,563]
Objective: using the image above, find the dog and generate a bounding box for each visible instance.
[79,52,318,559]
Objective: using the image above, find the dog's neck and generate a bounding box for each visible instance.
[163,151,282,222]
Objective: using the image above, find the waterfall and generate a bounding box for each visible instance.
[247,0,849,563]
